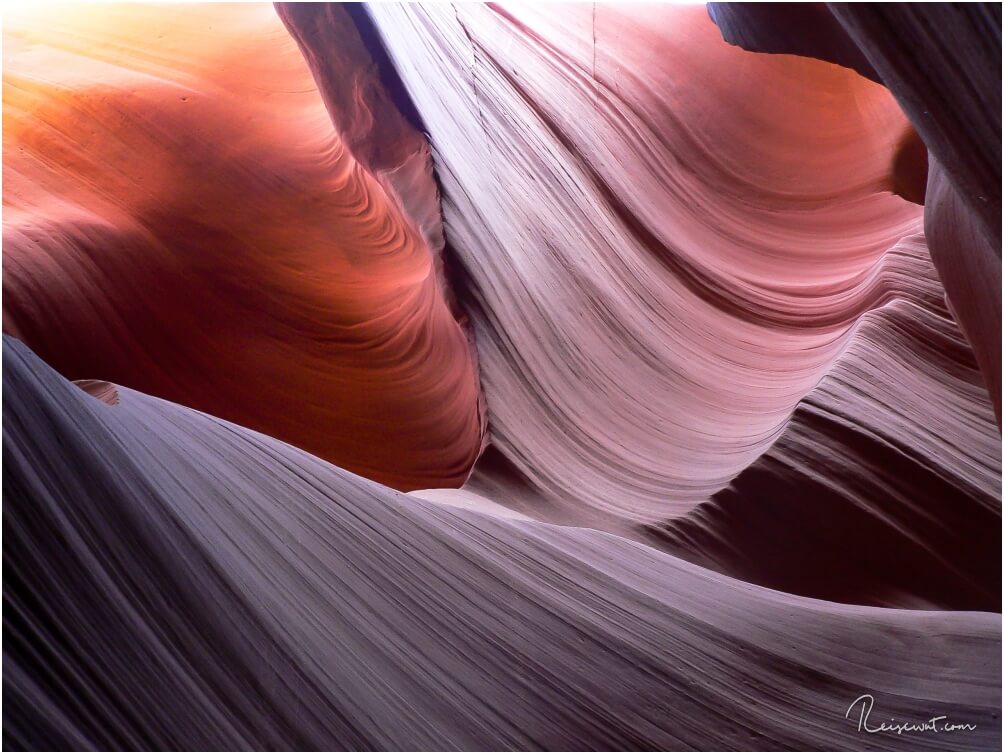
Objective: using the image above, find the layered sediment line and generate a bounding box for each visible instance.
[363,3,933,520]
[2,3,1000,749]
[2,3,485,490]
[710,1,1002,423]
[4,336,1000,750]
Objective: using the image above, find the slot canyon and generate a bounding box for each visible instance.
[2,2,1001,750]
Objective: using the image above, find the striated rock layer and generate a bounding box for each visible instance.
[1,3,484,490]
[2,2,1001,750]
[362,2,921,515]
[645,236,1000,610]
[4,337,1001,750]
[710,1,1002,426]
[348,3,1000,607]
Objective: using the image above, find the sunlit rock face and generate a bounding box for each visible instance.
[3,2,1001,751]
[357,1,999,608]
[364,4,921,522]
[2,3,485,490]
[711,1,1002,426]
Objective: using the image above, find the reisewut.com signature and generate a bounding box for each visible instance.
[846,694,978,735]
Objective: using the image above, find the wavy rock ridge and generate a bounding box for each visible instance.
[2,1,1001,751]
[4,337,1001,750]
[2,2,484,490]
[355,3,999,608]
[369,2,923,516]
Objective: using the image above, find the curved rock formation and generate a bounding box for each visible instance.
[363,2,924,526]
[829,3,1002,252]
[710,2,1002,424]
[707,2,880,82]
[645,235,1001,610]
[73,379,119,406]
[5,337,1000,750]
[2,3,484,490]
[2,1,1000,750]
[353,0,998,608]
[925,157,1002,427]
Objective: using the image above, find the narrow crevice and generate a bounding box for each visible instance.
[340,3,430,136]
[339,2,494,460]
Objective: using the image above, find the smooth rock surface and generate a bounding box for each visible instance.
[2,3,1000,750]
[4,336,1001,750]
[2,3,485,490]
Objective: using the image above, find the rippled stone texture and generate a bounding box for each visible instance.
[2,2,1001,751]
[353,2,999,609]
[4,337,1000,750]
[2,3,485,490]
[365,3,921,516]
[711,1,1002,426]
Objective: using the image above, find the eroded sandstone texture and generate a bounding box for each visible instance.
[3,2,1001,751]
[2,3,485,490]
